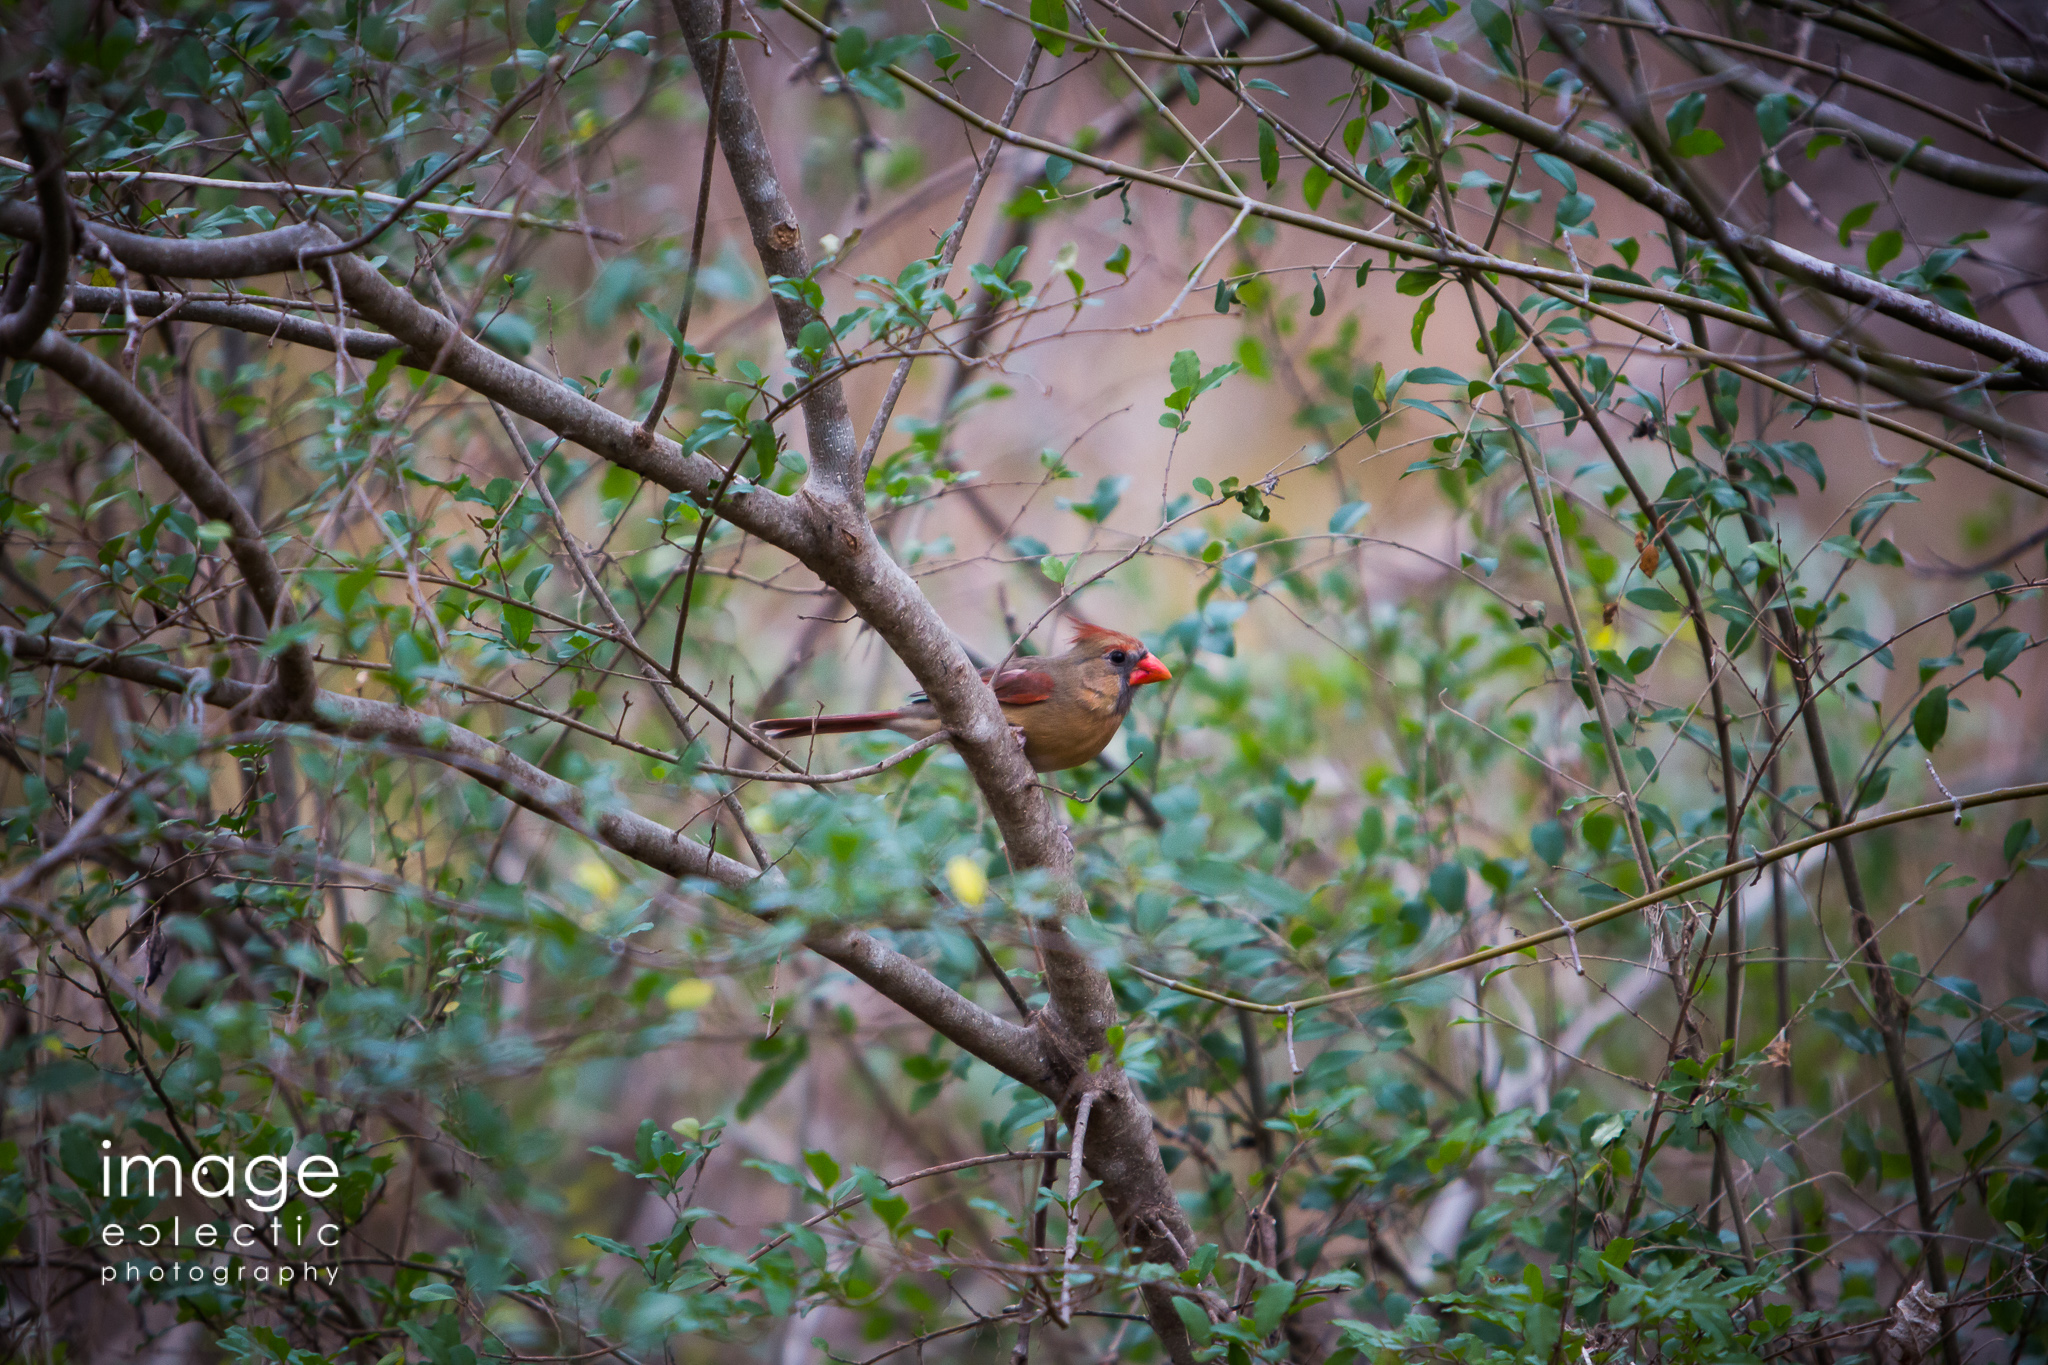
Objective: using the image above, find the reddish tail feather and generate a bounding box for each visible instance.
[756,711,906,738]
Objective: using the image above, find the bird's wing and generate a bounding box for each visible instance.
[903,667,1056,708]
[985,666,1056,706]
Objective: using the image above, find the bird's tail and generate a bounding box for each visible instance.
[756,711,905,738]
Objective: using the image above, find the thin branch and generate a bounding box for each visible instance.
[1133,778,2048,1014]
[642,0,733,434]
[855,40,1044,479]
[0,157,622,237]
[1056,1089,1098,1327]
[299,66,557,261]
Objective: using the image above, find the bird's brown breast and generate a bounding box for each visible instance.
[1005,669,1126,772]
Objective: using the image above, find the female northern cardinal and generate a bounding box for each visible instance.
[758,623,1172,772]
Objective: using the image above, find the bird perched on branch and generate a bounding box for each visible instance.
[757,623,1172,773]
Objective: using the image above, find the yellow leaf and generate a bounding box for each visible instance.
[945,855,988,907]
[1592,625,1617,650]
[573,858,620,900]
[665,978,715,1011]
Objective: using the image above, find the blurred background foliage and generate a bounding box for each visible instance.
[2,0,2047,1362]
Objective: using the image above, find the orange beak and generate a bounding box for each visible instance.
[1129,652,1172,686]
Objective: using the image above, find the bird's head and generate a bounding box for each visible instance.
[1069,622,1172,688]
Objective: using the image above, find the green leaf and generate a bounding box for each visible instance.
[835,26,871,69]
[1670,127,1723,158]
[1058,474,1128,523]
[1409,290,1437,353]
[1554,192,1596,227]
[1526,1302,1561,1359]
[1981,629,2027,680]
[1838,201,1876,247]
[1329,500,1370,534]
[1172,1295,1213,1344]
[803,1149,841,1189]
[737,1035,810,1119]
[261,96,291,156]
[1351,383,1382,430]
[1252,1279,1297,1335]
[1867,230,1903,274]
[1470,0,1513,48]
[1530,153,1577,194]
[1103,243,1131,276]
[635,301,699,364]
[1399,397,1455,424]
[1626,586,1679,612]
[797,319,834,357]
[1428,863,1467,913]
[1258,121,1279,187]
[1029,0,1069,54]
[1913,685,1950,752]
[1303,163,1331,210]
[1756,91,1803,146]
[1665,91,1706,143]
[1356,806,1385,861]
[525,0,559,49]
[1531,820,1564,865]
[1829,626,1895,670]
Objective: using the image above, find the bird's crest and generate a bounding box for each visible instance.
[1069,620,1143,653]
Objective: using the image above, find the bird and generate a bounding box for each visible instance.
[756,623,1172,773]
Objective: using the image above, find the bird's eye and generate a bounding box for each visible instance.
[1108,649,1128,664]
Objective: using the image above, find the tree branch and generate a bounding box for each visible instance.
[0,80,70,356]
[1604,6,2048,191]
[68,285,406,360]
[1234,0,2048,384]
[0,626,1050,1086]
[669,0,861,498]
[663,7,1210,1351]
[0,198,330,279]
[26,332,317,715]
